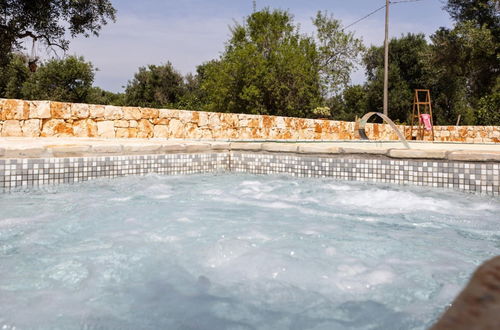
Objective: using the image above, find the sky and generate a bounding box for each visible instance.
[41,0,454,92]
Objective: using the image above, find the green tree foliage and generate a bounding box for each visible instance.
[22,56,95,103]
[176,72,207,110]
[0,0,116,65]
[87,86,125,106]
[124,62,185,108]
[445,0,500,37]
[0,53,29,98]
[313,11,365,96]
[363,33,431,123]
[200,8,323,117]
[476,76,500,125]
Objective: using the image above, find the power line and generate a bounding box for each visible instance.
[391,0,424,4]
[343,5,386,30]
[343,0,424,31]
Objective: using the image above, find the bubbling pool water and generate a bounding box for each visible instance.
[0,174,499,330]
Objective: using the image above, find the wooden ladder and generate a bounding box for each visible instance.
[410,89,435,141]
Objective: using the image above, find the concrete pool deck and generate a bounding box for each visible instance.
[1,137,500,162]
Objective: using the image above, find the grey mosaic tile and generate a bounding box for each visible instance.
[0,152,499,195]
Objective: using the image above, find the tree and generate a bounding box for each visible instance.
[175,72,208,111]
[0,0,116,65]
[124,62,185,108]
[445,0,500,37]
[363,34,432,123]
[22,56,95,103]
[87,86,125,106]
[429,21,498,124]
[0,53,30,98]
[313,11,365,96]
[200,8,323,117]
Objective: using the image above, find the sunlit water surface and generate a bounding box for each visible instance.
[1,174,499,330]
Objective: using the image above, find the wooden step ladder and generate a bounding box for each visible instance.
[410,89,435,141]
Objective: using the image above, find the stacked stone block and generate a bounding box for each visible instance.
[0,98,498,142]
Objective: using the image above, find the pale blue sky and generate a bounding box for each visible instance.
[54,0,453,92]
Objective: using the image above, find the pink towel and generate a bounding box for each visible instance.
[420,114,432,131]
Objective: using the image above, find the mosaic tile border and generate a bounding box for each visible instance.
[0,151,499,196]
[232,152,500,196]
[0,153,229,190]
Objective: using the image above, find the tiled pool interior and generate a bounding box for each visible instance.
[1,152,499,195]
[1,173,499,329]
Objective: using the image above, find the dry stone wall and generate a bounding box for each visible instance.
[0,98,499,143]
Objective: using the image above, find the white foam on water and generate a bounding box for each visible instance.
[0,174,498,330]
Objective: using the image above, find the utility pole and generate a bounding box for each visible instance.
[383,0,389,117]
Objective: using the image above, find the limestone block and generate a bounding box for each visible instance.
[262,143,298,153]
[0,99,29,120]
[73,119,97,137]
[41,119,74,137]
[137,119,154,138]
[123,107,142,120]
[185,121,198,134]
[92,145,123,154]
[89,105,106,118]
[21,119,41,137]
[141,108,159,119]
[153,118,170,125]
[298,144,342,154]
[248,117,261,128]
[114,120,129,128]
[238,114,250,127]
[122,144,161,154]
[220,113,239,128]
[388,149,447,159]
[342,147,388,155]
[448,151,500,162]
[208,113,221,128]
[116,128,129,138]
[153,125,169,138]
[29,101,51,119]
[130,120,138,128]
[162,144,186,153]
[179,110,193,123]
[198,112,209,127]
[116,128,138,138]
[104,105,123,120]
[302,129,316,140]
[50,102,71,119]
[1,120,22,136]
[210,142,230,150]
[97,121,116,138]
[168,118,184,138]
[196,128,213,140]
[71,103,90,119]
[262,115,275,129]
[185,143,211,152]
[4,147,45,158]
[275,117,286,129]
[50,145,91,157]
[159,109,179,119]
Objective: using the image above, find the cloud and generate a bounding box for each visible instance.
[65,2,452,92]
[68,13,232,92]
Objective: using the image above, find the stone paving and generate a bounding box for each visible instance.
[1,137,500,161]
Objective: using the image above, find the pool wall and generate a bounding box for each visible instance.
[2,98,500,143]
[1,142,499,195]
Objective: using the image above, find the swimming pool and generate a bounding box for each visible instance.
[1,173,499,329]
